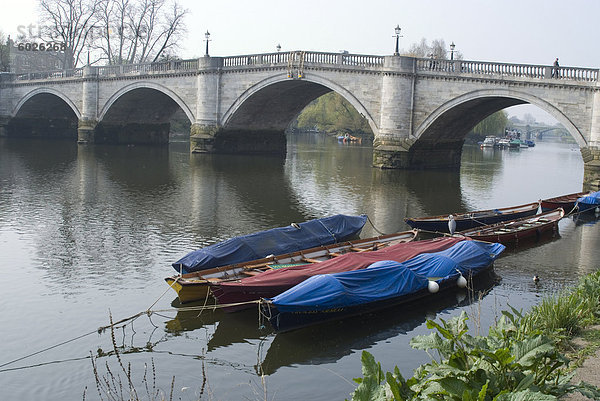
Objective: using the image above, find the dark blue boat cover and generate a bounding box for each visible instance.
[172,214,368,274]
[269,241,505,312]
[577,191,600,210]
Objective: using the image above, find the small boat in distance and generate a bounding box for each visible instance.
[540,191,589,212]
[261,240,505,332]
[165,230,418,304]
[456,208,563,245]
[480,136,497,148]
[404,201,540,233]
[171,214,368,274]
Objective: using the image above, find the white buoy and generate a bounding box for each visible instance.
[428,280,440,293]
[448,215,456,235]
[457,275,467,288]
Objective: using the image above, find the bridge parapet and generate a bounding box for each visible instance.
[15,68,83,81]
[7,52,598,83]
[222,51,385,70]
[417,58,599,82]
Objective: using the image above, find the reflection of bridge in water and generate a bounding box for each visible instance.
[1,51,599,185]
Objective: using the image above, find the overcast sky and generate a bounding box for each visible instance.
[2,0,598,123]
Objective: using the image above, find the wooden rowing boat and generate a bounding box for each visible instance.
[455,208,564,244]
[261,240,505,332]
[404,201,540,233]
[165,230,418,304]
[209,236,467,311]
[540,191,589,212]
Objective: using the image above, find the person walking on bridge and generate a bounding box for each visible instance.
[552,58,560,78]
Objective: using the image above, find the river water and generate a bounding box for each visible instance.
[0,134,598,400]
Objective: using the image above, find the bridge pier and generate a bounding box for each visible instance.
[582,147,600,190]
[190,123,217,153]
[191,124,286,155]
[0,115,9,137]
[373,137,464,169]
[77,119,97,144]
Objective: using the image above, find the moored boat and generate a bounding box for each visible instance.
[456,208,563,244]
[165,230,418,304]
[171,214,368,274]
[261,240,505,332]
[575,191,600,214]
[404,201,540,233]
[208,236,468,311]
[480,136,497,148]
[540,191,589,212]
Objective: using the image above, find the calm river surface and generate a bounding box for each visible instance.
[1,134,599,400]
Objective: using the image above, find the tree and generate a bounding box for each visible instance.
[40,0,102,69]
[471,110,509,136]
[96,0,187,64]
[405,38,463,60]
[0,32,10,72]
[295,92,372,137]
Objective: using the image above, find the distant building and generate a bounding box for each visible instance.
[7,37,64,74]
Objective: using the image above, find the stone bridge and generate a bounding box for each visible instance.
[1,51,599,185]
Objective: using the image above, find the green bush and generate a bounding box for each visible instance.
[349,272,600,401]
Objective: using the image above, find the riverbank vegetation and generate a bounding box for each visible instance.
[291,92,373,139]
[349,271,600,400]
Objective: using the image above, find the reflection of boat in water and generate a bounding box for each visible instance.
[572,210,600,226]
[164,307,264,352]
[257,267,500,375]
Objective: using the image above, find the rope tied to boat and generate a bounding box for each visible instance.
[366,214,388,235]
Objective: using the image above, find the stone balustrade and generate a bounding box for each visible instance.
[8,52,599,83]
[416,58,599,82]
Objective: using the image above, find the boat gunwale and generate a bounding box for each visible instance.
[166,230,418,284]
[405,201,540,223]
[456,208,564,238]
[263,264,496,333]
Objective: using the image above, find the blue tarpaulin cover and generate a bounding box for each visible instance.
[577,191,600,210]
[269,240,505,312]
[172,214,368,274]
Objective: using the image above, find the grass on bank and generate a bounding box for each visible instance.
[349,271,600,401]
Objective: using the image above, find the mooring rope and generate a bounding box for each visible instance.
[0,280,261,372]
[366,214,388,235]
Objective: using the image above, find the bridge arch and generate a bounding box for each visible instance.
[12,87,82,119]
[413,88,587,147]
[98,81,195,123]
[221,73,378,134]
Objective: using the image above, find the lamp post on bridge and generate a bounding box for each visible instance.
[450,41,456,60]
[393,25,402,56]
[204,31,211,57]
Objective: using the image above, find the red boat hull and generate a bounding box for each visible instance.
[209,237,467,311]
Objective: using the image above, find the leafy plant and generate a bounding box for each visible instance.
[349,311,600,400]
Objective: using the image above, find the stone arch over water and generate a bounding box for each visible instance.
[404,89,588,169]
[9,88,80,138]
[97,82,195,145]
